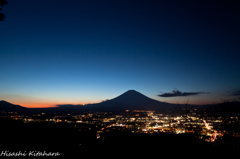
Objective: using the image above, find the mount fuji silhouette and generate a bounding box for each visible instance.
[58,90,177,113]
[105,90,161,105]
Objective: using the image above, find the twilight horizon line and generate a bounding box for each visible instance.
[1,89,239,108]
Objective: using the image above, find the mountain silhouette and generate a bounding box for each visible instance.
[0,100,27,112]
[80,90,177,113]
[107,90,160,104]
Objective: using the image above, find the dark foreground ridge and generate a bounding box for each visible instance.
[0,118,239,158]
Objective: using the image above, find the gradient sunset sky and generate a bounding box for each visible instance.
[1,0,240,108]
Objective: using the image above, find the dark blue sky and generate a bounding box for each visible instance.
[1,0,240,107]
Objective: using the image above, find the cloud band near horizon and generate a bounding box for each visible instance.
[158,89,209,97]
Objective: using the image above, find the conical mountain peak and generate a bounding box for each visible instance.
[125,90,138,93]
[122,90,143,95]
[108,90,156,104]
[90,90,173,112]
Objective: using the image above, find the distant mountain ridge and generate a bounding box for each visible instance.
[2,90,238,115]
[1,90,177,113]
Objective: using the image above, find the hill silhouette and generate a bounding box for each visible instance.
[0,100,26,112]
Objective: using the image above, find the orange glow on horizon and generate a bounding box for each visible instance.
[10,100,214,108]
[20,103,58,108]
[14,101,95,108]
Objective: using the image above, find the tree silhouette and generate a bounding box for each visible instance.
[0,0,7,21]
[173,100,195,131]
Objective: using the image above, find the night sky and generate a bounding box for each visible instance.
[1,0,240,108]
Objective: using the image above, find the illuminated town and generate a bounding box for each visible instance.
[1,109,239,144]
